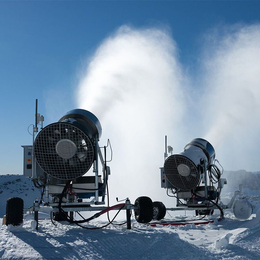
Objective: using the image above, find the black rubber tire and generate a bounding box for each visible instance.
[134,196,153,223]
[6,197,24,226]
[152,201,166,220]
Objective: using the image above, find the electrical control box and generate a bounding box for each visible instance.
[160,167,174,188]
[22,145,33,177]
[22,145,44,178]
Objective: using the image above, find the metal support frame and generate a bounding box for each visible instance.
[93,137,100,203]
[165,188,243,217]
[31,198,137,230]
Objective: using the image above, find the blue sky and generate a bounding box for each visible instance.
[1,1,260,174]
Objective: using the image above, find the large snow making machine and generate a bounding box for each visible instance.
[20,100,133,229]
[23,106,107,204]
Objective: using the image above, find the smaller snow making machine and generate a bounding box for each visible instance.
[7,100,154,229]
[154,136,254,223]
[160,137,226,217]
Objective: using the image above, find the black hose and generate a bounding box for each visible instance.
[191,191,224,219]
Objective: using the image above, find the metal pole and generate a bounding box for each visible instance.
[94,137,99,202]
[32,99,38,179]
[34,200,39,230]
[164,135,168,161]
[126,198,131,229]
[35,99,38,132]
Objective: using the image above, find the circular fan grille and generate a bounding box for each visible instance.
[164,154,200,190]
[34,122,94,180]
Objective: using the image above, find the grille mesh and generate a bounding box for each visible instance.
[164,154,200,190]
[34,122,94,180]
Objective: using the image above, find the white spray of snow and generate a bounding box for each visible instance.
[76,24,260,204]
[202,24,260,171]
[77,26,187,205]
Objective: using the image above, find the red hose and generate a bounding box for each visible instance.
[149,217,223,227]
[94,203,126,218]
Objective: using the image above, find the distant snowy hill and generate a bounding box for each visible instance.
[0,174,40,217]
[221,170,260,214]
[223,170,260,194]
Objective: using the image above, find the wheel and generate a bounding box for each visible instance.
[6,197,24,226]
[134,196,153,223]
[152,201,166,220]
[233,199,253,220]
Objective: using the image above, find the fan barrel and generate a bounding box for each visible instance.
[164,138,215,190]
[164,154,200,190]
[34,109,101,180]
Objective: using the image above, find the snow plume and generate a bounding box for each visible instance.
[76,26,187,205]
[202,24,260,171]
[76,23,260,205]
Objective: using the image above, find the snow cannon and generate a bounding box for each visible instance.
[20,100,141,230]
[34,109,101,180]
[164,138,215,191]
[22,100,113,209]
[160,137,226,217]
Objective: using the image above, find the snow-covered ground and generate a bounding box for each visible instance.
[1,173,260,259]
